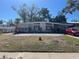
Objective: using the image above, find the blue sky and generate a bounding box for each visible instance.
[0,0,79,22]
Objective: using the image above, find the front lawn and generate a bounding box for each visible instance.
[0,34,79,52]
[64,35,79,45]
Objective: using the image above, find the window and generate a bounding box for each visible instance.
[46,23,52,31]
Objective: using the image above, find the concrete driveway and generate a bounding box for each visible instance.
[0,52,79,59]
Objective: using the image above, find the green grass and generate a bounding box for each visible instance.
[64,35,79,45]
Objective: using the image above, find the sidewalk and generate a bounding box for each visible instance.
[0,52,79,59]
[67,35,79,39]
[14,34,63,36]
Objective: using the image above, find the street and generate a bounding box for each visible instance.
[0,52,79,59]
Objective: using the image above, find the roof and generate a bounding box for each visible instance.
[16,22,73,27]
[68,22,79,24]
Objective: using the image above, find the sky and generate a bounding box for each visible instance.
[0,0,79,22]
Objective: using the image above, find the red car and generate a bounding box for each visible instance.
[65,27,79,36]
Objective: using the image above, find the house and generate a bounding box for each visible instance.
[0,22,77,33]
[0,24,15,33]
[15,22,73,33]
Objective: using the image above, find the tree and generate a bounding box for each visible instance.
[12,4,40,22]
[12,4,29,22]
[12,4,52,22]
[14,18,21,25]
[62,0,79,14]
[49,17,55,22]
[0,20,3,24]
[39,8,51,22]
[7,19,14,26]
[28,4,39,22]
[54,14,67,23]
[29,4,39,21]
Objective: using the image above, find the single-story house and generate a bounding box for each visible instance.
[0,22,78,33]
[15,22,73,33]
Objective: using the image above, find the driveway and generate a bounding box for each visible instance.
[0,52,79,59]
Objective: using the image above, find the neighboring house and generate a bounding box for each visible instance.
[15,22,73,33]
[0,24,15,33]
